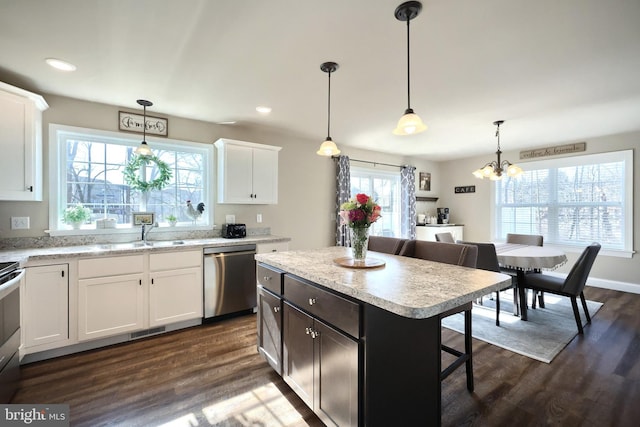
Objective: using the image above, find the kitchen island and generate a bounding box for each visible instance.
[255,246,511,426]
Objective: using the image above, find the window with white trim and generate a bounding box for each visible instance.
[49,124,213,232]
[350,167,401,237]
[495,150,633,253]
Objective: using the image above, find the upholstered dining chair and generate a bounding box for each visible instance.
[435,232,455,243]
[367,236,408,255]
[458,241,514,326]
[522,243,601,334]
[399,240,478,392]
[503,233,544,309]
[506,233,543,246]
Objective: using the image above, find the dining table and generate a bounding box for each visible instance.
[494,243,568,320]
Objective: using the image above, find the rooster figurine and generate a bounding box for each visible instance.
[186,200,205,222]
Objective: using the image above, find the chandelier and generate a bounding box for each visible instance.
[472,120,523,180]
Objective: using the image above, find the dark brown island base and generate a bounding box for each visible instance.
[255,246,510,426]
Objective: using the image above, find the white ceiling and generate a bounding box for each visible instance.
[1,0,639,161]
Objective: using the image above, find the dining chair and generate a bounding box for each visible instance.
[435,232,455,243]
[458,241,514,326]
[504,233,544,309]
[521,243,601,334]
[367,236,408,255]
[399,240,477,392]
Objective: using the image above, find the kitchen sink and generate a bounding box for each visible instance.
[90,240,186,251]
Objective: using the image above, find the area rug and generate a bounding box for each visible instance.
[441,293,603,363]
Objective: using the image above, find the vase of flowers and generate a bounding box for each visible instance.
[339,193,382,263]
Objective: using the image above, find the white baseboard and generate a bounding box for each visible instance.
[544,271,640,294]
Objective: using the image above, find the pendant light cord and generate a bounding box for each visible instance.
[142,105,147,142]
[327,70,332,139]
[495,121,501,151]
[406,18,411,110]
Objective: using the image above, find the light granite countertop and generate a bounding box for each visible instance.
[256,246,511,319]
[0,235,290,265]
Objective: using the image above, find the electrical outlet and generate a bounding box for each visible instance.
[257,213,263,223]
[11,216,30,230]
[225,214,236,224]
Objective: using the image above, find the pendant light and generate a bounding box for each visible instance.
[393,1,427,136]
[317,62,341,156]
[472,120,523,180]
[134,99,153,156]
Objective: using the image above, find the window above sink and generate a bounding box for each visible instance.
[48,124,214,235]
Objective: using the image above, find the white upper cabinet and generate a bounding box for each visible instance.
[215,138,281,204]
[0,81,48,201]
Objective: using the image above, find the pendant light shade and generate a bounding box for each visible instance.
[394,108,427,135]
[472,120,523,180]
[134,99,153,156]
[317,62,341,156]
[393,1,427,136]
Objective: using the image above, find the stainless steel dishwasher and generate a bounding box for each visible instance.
[203,244,257,319]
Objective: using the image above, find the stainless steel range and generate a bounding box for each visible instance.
[0,261,24,403]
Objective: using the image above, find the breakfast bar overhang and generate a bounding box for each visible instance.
[255,247,511,426]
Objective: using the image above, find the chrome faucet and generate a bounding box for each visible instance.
[141,222,158,245]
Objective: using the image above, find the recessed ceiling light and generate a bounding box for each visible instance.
[45,58,77,71]
[217,121,237,125]
[256,106,272,114]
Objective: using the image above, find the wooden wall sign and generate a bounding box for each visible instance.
[119,111,168,137]
[520,142,586,159]
[455,186,475,194]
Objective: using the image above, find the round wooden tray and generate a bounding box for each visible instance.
[333,257,386,269]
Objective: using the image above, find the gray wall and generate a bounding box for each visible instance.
[0,94,637,287]
[438,131,640,285]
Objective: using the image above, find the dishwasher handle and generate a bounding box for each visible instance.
[204,244,256,255]
[209,250,256,257]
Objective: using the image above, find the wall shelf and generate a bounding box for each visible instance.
[416,196,438,202]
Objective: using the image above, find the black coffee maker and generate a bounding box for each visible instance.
[437,207,450,224]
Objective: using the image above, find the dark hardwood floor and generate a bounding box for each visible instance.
[12,287,640,426]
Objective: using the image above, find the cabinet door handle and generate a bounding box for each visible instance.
[139,279,142,286]
[311,330,320,339]
[263,275,271,281]
[273,306,280,313]
[305,327,312,335]
[27,185,33,192]
[308,298,316,306]
[151,278,154,284]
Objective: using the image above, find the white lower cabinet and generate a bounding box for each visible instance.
[149,250,202,327]
[78,250,202,342]
[78,254,145,341]
[23,264,69,349]
[416,225,464,242]
[256,242,290,253]
[78,273,145,341]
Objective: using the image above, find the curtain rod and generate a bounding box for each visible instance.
[332,155,411,169]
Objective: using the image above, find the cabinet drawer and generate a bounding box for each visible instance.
[258,264,283,295]
[79,255,144,278]
[284,274,360,338]
[150,250,201,271]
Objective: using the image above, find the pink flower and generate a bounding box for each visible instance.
[339,210,350,226]
[349,209,366,223]
[356,193,369,205]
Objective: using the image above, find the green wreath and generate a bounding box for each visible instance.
[123,154,172,192]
